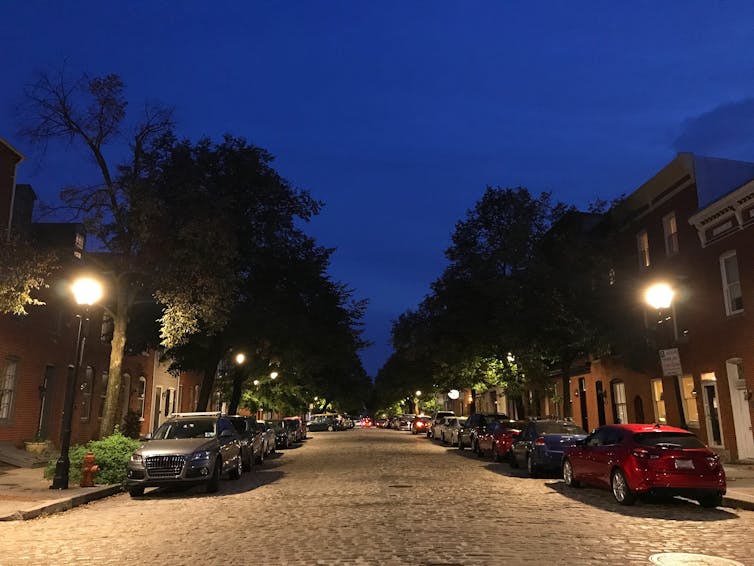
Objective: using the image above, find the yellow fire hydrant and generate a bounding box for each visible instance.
[80,451,99,487]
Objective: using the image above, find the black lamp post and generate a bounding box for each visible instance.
[51,277,103,490]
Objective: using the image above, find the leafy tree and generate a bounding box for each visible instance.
[0,235,58,315]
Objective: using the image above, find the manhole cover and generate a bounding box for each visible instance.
[649,553,744,566]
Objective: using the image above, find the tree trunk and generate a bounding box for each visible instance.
[99,286,129,438]
[228,367,244,415]
[197,338,223,411]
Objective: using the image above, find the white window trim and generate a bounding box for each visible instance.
[637,230,650,268]
[663,212,679,256]
[720,250,744,316]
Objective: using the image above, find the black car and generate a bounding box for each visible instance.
[227,415,265,470]
[464,413,509,452]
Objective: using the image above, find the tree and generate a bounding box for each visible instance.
[0,236,59,315]
[19,69,175,437]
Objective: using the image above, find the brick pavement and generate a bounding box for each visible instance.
[0,429,753,565]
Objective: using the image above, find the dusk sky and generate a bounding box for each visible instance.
[3,2,754,376]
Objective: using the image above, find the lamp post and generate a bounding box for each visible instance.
[51,277,103,490]
[644,282,686,429]
[228,352,246,415]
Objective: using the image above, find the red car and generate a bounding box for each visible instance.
[562,423,726,507]
[476,420,527,461]
[411,416,431,435]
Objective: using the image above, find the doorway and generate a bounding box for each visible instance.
[725,360,754,459]
[595,380,606,426]
[578,378,588,432]
[701,374,723,447]
[152,386,163,433]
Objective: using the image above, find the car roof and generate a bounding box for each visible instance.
[603,423,692,434]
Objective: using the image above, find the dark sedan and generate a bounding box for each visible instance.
[227,415,265,470]
[510,419,587,477]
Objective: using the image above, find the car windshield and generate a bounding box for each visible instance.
[634,432,706,449]
[537,422,586,435]
[153,419,216,440]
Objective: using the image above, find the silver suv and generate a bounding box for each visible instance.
[126,412,243,497]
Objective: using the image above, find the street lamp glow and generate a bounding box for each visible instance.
[270,371,279,380]
[415,390,421,397]
[645,283,674,310]
[235,353,246,365]
[253,379,260,386]
[71,277,103,305]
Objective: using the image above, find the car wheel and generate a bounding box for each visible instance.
[256,448,264,465]
[327,425,334,432]
[129,487,145,497]
[230,454,242,480]
[242,450,252,472]
[611,469,635,505]
[697,493,723,508]
[527,453,539,478]
[509,451,519,468]
[562,459,580,487]
[206,460,222,493]
[493,444,502,463]
[458,437,464,450]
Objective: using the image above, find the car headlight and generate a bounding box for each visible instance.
[191,450,212,461]
[130,453,143,464]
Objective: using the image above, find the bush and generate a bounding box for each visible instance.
[44,429,140,485]
[121,410,143,439]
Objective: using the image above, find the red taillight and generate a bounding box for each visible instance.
[632,448,659,460]
[534,437,545,446]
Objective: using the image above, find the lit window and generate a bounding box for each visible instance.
[720,251,743,315]
[611,381,628,424]
[0,359,19,420]
[637,230,650,268]
[663,212,679,256]
[651,378,666,424]
[678,375,698,428]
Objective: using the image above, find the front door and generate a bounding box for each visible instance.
[153,386,163,433]
[726,360,754,459]
[702,378,723,447]
[578,378,588,432]
[595,381,606,426]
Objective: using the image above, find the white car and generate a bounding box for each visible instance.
[435,416,465,445]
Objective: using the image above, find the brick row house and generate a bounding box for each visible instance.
[0,137,203,453]
[530,153,754,462]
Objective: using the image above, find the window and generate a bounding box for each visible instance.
[637,230,650,267]
[98,371,109,418]
[0,358,19,421]
[136,377,147,420]
[678,375,699,428]
[651,378,666,424]
[611,381,628,424]
[80,366,94,422]
[663,212,679,256]
[720,251,743,315]
[608,267,616,286]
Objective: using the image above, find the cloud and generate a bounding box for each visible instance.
[672,98,754,156]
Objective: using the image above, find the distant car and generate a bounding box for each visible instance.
[125,412,243,497]
[308,416,337,432]
[227,415,265,470]
[254,421,276,456]
[411,416,431,435]
[397,414,416,431]
[476,420,527,461]
[464,413,509,453]
[563,424,726,507]
[428,411,455,439]
[510,419,587,477]
[374,418,387,428]
[359,417,373,427]
[436,416,468,446]
[284,416,306,441]
[269,419,297,448]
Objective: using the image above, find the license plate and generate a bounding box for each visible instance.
[675,459,694,470]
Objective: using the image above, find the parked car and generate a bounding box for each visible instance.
[476,420,527,461]
[126,412,243,497]
[284,416,306,441]
[227,415,265,469]
[308,415,337,432]
[256,421,276,458]
[269,419,297,448]
[562,423,726,507]
[510,419,587,477]
[411,416,431,435]
[397,414,416,431]
[464,413,509,452]
[373,418,387,428]
[428,410,456,439]
[438,416,468,446]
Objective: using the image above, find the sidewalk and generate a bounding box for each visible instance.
[0,462,753,521]
[0,464,121,521]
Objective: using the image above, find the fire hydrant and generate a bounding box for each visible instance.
[80,451,99,487]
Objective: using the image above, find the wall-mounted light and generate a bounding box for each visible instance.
[574,389,580,398]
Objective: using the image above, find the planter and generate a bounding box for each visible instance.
[24,440,50,454]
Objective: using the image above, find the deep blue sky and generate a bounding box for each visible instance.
[3,2,754,376]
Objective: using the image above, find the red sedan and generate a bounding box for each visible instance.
[476,420,526,461]
[562,423,726,507]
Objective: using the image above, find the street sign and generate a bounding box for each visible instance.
[659,348,683,376]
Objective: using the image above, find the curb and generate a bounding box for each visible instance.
[0,485,122,521]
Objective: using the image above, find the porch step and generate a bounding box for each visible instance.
[0,443,47,468]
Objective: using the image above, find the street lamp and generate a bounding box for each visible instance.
[235,353,246,365]
[51,276,103,490]
[270,371,279,380]
[644,282,686,428]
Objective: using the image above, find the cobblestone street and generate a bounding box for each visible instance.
[1,428,753,566]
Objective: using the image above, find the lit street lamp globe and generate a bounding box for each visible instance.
[645,283,674,309]
[71,277,103,305]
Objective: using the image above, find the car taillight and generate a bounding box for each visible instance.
[706,454,721,468]
[534,437,545,446]
[632,448,659,460]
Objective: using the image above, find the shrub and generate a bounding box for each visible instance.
[121,410,143,439]
[45,429,140,485]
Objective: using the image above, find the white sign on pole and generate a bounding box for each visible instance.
[659,348,683,376]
